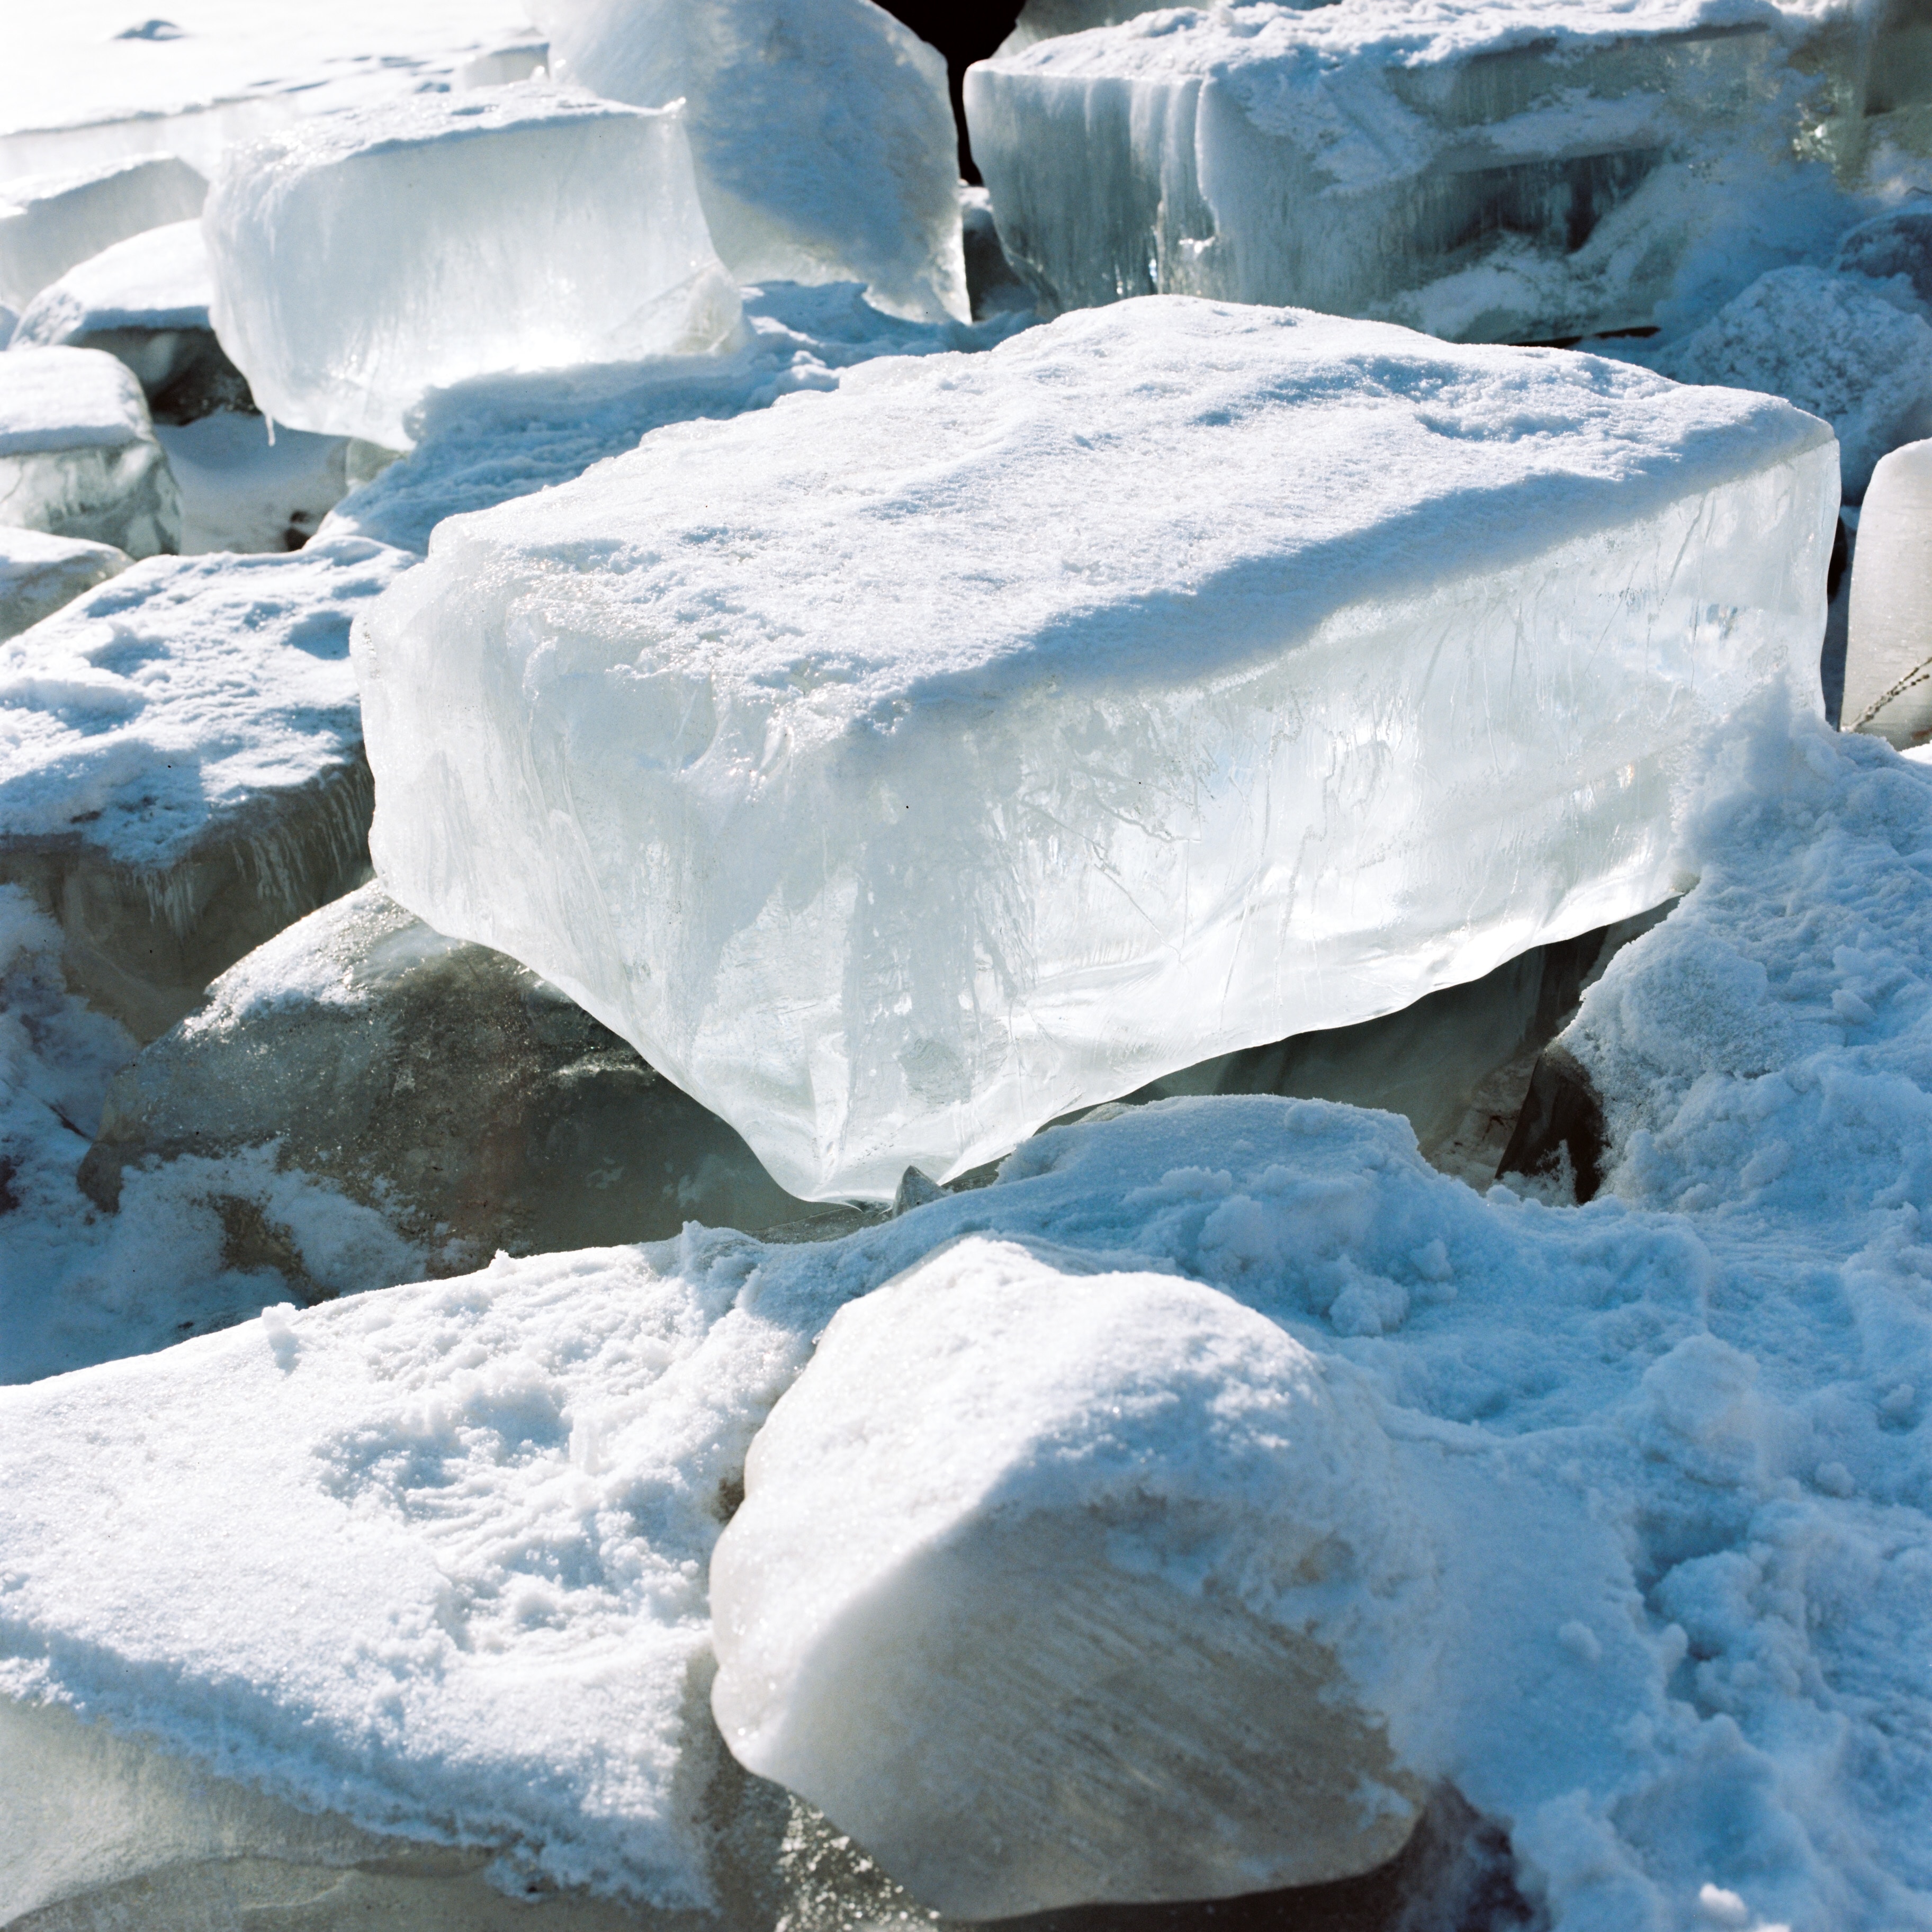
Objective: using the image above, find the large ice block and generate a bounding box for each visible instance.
[712,1236,1433,1915]
[203,83,742,450]
[0,344,179,556]
[0,154,205,310]
[537,0,968,324]
[963,0,1916,343]
[356,298,1837,1201]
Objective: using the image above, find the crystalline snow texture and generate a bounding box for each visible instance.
[0,527,128,641]
[0,155,206,310]
[712,1236,1430,1915]
[537,0,968,324]
[358,299,1837,1201]
[1844,438,1932,746]
[0,345,179,557]
[202,84,740,450]
[966,0,1852,342]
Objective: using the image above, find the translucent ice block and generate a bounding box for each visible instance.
[0,344,179,556]
[203,83,742,450]
[1844,438,1932,745]
[355,298,1838,1202]
[0,154,205,310]
[964,0,1911,343]
[537,0,968,324]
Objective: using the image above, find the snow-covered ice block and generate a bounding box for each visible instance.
[0,155,205,310]
[0,526,128,641]
[457,36,552,88]
[1652,266,1932,500]
[11,219,254,423]
[712,1235,1432,1915]
[964,0,1890,343]
[358,298,1838,1201]
[0,344,180,557]
[79,882,833,1272]
[1844,438,1932,746]
[0,537,411,1037]
[203,84,741,450]
[538,0,968,324]
[155,412,349,554]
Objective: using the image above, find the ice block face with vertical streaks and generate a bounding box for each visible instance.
[354,296,1837,1202]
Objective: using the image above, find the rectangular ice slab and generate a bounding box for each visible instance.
[0,155,205,310]
[203,82,741,450]
[356,297,1837,1202]
[0,344,179,557]
[964,0,1902,343]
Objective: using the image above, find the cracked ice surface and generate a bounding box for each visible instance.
[358,296,1837,1201]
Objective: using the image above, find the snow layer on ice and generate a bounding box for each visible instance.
[203,84,741,451]
[0,344,179,557]
[712,1239,1431,1913]
[12,218,212,345]
[0,155,204,311]
[0,527,127,642]
[154,414,348,555]
[1651,266,1932,500]
[1840,439,1932,744]
[0,2,533,186]
[359,296,1837,1201]
[319,281,1034,556]
[537,0,968,325]
[8,706,1932,1928]
[964,0,1918,343]
[0,536,408,869]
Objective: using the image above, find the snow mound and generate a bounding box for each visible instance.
[0,155,204,310]
[203,83,741,450]
[357,296,1837,1201]
[0,527,128,641]
[1655,265,1932,500]
[1844,438,1932,745]
[538,0,968,325]
[712,1235,1433,1915]
[0,536,411,1036]
[0,344,179,557]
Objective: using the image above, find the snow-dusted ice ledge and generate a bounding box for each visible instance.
[357,298,1837,1201]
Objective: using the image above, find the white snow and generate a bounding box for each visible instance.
[203,84,741,452]
[11,218,213,346]
[1650,266,1932,500]
[0,536,409,868]
[711,1238,1433,1914]
[0,155,205,311]
[7,705,1932,1929]
[0,344,179,556]
[537,0,968,326]
[154,413,348,555]
[964,0,1919,343]
[0,527,128,641]
[357,296,1837,1202]
[1840,438,1932,744]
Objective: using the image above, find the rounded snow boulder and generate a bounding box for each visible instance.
[709,1235,1438,1917]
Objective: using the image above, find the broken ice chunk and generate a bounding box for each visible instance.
[357,298,1837,1201]
[964,1,1895,342]
[0,526,128,641]
[203,83,742,450]
[538,0,969,324]
[11,219,255,423]
[711,1236,1435,1915]
[0,154,205,309]
[78,882,839,1273]
[0,344,181,557]
[0,537,412,1037]
[1844,438,1932,746]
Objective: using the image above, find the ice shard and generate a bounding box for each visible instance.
[538,0,969,324]
[711,1236,1434,1915]
[203,83,742,450]
[963,0,1924,343]
[0,155,205,310]
[356,299,1836,1201]
[0,344,179,557]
